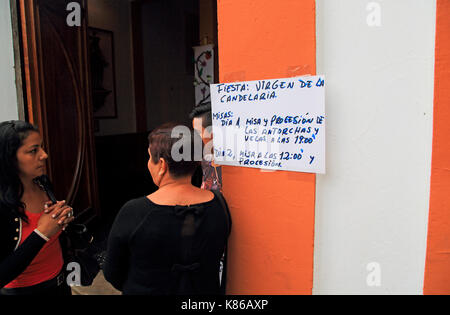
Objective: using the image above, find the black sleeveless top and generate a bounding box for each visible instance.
[103,191,231,295]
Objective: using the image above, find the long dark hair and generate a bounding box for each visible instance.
[0,120,40,221]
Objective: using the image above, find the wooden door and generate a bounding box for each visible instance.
[19,0,100,223]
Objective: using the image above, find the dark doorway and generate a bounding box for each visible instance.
[87,0,218,230]
[13,0,218,294]
[14,0,218,239]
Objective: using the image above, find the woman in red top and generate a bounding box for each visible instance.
[0,120,75,295]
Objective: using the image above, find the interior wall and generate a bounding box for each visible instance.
[141,0,198,131]
[314,0,436,294]
[0,0,19,121]
[88,0,135,136]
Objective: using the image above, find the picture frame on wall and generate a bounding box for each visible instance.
[89,27,117,119]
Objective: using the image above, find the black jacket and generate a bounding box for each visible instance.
[0,208,48,288]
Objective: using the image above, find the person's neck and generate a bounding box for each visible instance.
[20,176,41,197]
[158,178,192,191]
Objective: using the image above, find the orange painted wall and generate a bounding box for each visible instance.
[424,0,450,295]
[217,0,316,294]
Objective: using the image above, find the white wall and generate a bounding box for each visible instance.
[88,0,135,136]
[314,0,436,294]
[0,1,19,121]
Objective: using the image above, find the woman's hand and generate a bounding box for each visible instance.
[37,200,75,238]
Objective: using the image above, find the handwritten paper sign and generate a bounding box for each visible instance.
[210,75,325,174]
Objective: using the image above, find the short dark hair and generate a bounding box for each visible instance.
[148,123,202,179]
[0,120,39,221]
[189,103,212,128]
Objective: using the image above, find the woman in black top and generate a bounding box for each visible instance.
[104,123,231,295]
[0,120,74,294]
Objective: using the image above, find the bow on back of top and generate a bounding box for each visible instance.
[174,205,205,217]
[171,205,205,294]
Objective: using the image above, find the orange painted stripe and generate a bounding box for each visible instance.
[423,0,450,295]
[217,0,316,294]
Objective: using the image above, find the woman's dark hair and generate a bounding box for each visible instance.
[0,120,39,221]
[148,123,202,179]
[189,102,212,128]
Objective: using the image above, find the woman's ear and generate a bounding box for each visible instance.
[159,158,167,176]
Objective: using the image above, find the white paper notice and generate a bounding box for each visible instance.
[210,75,325,174]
